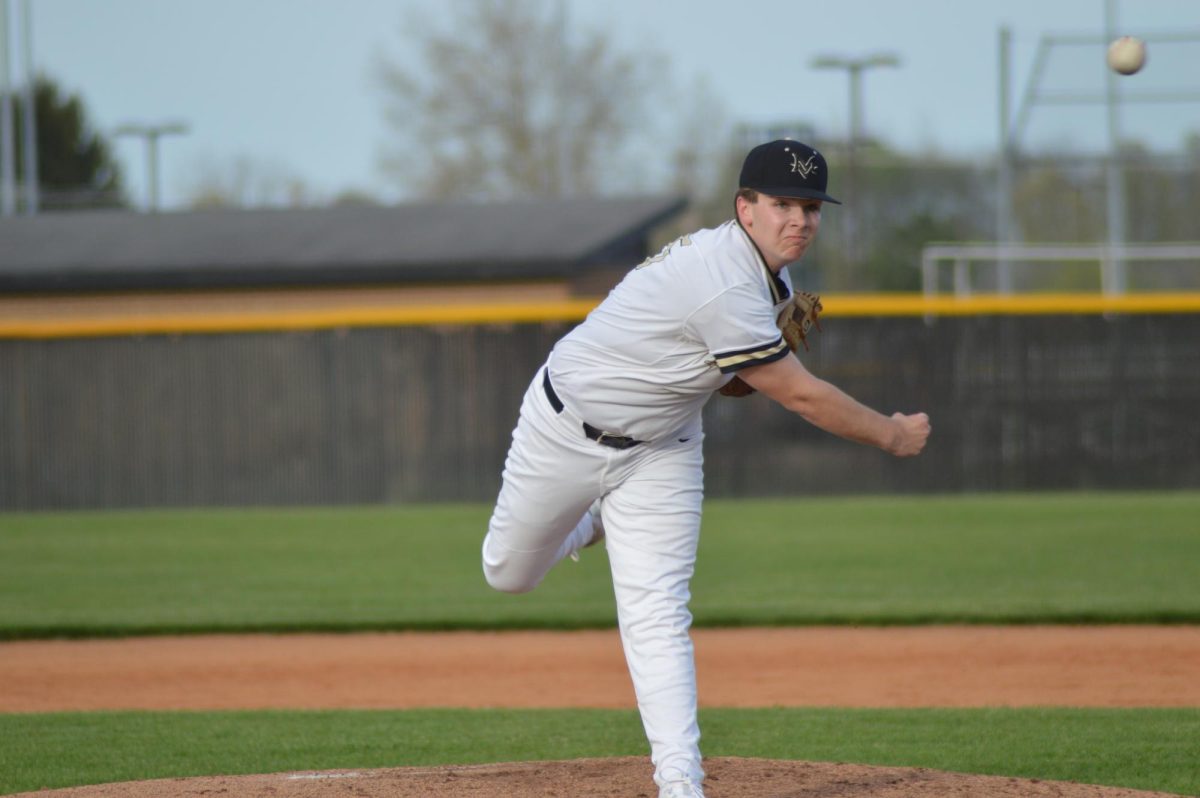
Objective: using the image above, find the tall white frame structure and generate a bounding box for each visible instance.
[996,3,1200,296]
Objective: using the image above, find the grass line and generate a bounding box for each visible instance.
[1,708,1197,797]
[4,611,1200,642]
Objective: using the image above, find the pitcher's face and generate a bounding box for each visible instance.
[737,193,822,272]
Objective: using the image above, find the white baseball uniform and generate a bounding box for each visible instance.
[482,219,794,788]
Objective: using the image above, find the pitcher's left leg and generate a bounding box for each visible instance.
[601,439,705,789]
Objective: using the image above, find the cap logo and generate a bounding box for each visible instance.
[739,140,840,203]
[790,152,818,179]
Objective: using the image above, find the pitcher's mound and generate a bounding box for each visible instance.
[10,757,1183,798]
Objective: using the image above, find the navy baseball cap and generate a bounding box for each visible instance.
[738,139,842,204]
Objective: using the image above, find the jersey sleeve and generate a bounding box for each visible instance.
[687,282,789,373]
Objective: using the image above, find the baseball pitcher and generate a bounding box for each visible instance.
[482,139,931,798]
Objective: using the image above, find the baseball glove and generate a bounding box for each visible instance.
[718,291,823,398]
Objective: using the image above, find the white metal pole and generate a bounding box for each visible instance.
[556,0,570,197]
[18,0,34,214]
[0,0,16,216]
[844,64,862,274]
[996,26,1014,293]
[1103,0,1128,294]
[145,129,161,211]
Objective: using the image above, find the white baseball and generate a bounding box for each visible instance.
[1107,36,1146,75]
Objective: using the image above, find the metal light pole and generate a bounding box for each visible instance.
[555,0,570,197]
[996,26,1015,292]
[1102,0,1127,295]
[114,121,189,211]
[811,52,900,284]
[18,0,34,214]
[0,0,15,217]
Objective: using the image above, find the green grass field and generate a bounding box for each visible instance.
[1,492,1198,637]
[2,492,1198,795]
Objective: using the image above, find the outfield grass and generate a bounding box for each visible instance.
[2,493,1198,795]
[0,708,1197,796]
[694,492,1200,625]
[1,492,1198,637]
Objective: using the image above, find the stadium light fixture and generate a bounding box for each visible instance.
[114,120,190,212]
[810,52,901,276]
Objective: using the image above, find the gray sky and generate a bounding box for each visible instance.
[22,0,1200,209]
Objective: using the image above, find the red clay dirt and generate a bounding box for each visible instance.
[4,626,1198,712]
[8,758,1189,798]
[4,626,1197,797]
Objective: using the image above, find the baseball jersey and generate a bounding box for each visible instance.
[548,220,794,441]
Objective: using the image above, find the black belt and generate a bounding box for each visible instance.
[542,369,643,450]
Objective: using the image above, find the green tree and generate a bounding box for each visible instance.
[10,75,126,210]
[1011,156,1105,244]
[804,142,992,292]
[1124,138,1200,244]
[861,212,964,292]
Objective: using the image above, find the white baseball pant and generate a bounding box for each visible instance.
[482,366,706,788]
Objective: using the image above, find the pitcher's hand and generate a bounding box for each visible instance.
[888,412,931,457]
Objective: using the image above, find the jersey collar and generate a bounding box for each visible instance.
[733,219,791,304]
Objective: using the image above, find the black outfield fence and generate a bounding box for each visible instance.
[2,313,1198,510]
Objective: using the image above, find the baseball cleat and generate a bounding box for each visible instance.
[585,497,605,547]
[658,774,705,798]
[569,498,606,562]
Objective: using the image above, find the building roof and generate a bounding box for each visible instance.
[0,195,687,292]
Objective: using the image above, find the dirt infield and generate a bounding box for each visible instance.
[5,626,1199,712]
[5,626,1198,797]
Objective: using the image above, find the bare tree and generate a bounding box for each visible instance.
[183,154,313,210]
[375,0,668,200]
